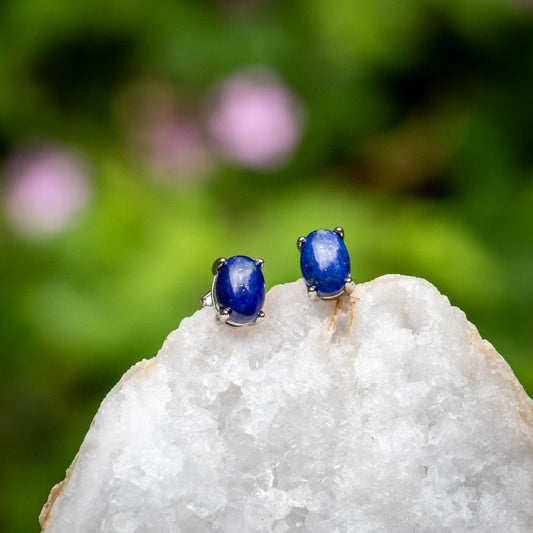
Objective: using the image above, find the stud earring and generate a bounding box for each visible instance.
[201,255,266,326]
[297,227,355,300]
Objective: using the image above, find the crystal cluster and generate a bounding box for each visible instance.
[41,275,533,532]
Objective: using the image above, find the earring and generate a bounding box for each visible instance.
[297,227,355,300]
[201,255,266,326]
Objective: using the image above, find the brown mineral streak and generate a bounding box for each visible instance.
[466,327,533,443]
[328,299,341,331]
[138,358,156,380]
[40,358,154,531]
[39,454,79,531]
[349,298,355,332]
[480,334,533,442]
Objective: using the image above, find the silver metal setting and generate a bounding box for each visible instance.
[201,257,265,327]
[212,257,227,275]
[334,226,344,239]
[296,236,306,251]
[200,291,213,307]
[216,307,230,324]
[344,276,356,294]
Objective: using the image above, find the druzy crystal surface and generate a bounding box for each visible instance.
[41,275,533,532]
[300,229,350,297]
[215,255,265,325]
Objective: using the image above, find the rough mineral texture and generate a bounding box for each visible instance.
[41,275,533,532]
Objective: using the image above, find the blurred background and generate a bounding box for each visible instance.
[0,0,532,530]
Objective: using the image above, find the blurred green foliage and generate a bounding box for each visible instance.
[0,0,532,531]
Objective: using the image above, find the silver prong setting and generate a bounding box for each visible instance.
[216,307,230,324]
[307,286,318,301]
[200,291,214,307]
[211,257,227,275]
[255,258,265,269]
[334,227,344,239]
[344,276,356,294]
[297,236,306,252]
[256,310,265,322]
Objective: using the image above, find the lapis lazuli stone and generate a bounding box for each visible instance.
[215,255,266,325]
[300,229,350,297]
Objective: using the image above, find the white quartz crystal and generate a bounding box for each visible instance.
[40,275,533,532]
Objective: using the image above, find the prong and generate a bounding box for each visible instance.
[297,236,306,252]
[255,258,265,269]
[200,291,213,307]
[212,257,227,275]
[334,227,344,239]
[256,310,265,322]
[344,276,356,294]
[216,307,230,324]
[307,286,318,301]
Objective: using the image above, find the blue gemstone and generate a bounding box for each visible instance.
[215,255,266,325]
[300,229,350,297]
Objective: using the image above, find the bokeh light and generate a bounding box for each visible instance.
[205,68,305,170]
[2,144,91,238]
[118,81,213,184]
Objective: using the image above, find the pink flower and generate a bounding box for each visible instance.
[205,68,305,170]
[2,144,91,239]
[135,110,212,183]
[119,81,212,183]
